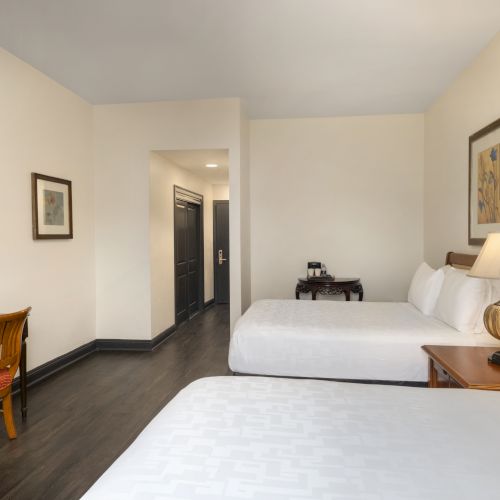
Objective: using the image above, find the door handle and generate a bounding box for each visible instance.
[218,249,227,265]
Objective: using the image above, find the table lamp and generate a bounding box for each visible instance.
[468,232,500,364]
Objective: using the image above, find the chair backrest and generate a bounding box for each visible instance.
[0,307,31,378]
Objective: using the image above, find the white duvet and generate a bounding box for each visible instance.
[229,300,500,382]
[83,376,500,500]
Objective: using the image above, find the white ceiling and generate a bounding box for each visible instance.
[156,149,229,184]
[1,0,500,118]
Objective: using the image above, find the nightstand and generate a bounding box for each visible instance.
[421,345,500,390]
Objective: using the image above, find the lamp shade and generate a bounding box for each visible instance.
[468,233,500,279]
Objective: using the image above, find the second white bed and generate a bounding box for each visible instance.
[229,299,500,382]
[83,376,500,500]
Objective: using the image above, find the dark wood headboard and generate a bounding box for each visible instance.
[445,252,478,269]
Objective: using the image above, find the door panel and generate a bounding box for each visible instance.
[175,193,203,325]
[214,201,230,304]
[175,201,189,324]
[187,203,200,316]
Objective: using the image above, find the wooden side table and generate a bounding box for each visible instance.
[422,345,500,390]
[295,277,363,301]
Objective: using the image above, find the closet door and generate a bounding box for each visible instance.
[174,200,189,324]
[186,202,201,317]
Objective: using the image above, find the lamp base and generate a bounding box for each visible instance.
[488,351,500,365]
[483,301,500,340]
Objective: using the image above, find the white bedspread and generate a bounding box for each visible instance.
[229,300,500,381]
[83,376,500,500]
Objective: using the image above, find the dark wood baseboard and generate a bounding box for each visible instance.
[204,298,215,309]
[151,324,177,349]
[12,324,177,393]
[94,339,151,351]
[12,340,96,394]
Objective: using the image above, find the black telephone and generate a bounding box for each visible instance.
[488,351,500,365]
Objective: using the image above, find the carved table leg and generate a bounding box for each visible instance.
[344,289,351,301]
[352,283,364,301]
[296,284,312,300]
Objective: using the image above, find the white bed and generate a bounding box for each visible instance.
[228,299,500,382]
[83,376,500,500]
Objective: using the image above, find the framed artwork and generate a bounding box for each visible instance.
[469,117,500,245]
[31,173,73,239]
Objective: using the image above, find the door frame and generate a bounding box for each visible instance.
[213,200,230,304]
[173,185,205,324]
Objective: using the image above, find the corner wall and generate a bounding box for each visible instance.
[0,48,95,370]
[424,32,500,265]
[240,106,251,312]
[93,99,245,339]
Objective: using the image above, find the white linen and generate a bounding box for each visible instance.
[83,376,500,500]
[433,267,490,333]
[407,262,444,315]
[229,300,500,381]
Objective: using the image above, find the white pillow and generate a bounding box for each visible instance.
[433,267,490,333]
[408,263,445,315]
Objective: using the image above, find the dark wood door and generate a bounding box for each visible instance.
[175,200,202,324]
[213,201,229,304]
[186,203,201,317]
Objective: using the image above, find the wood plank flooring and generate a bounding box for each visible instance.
[0,305,230,500]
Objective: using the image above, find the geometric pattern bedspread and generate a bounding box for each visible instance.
[82,376,500,500]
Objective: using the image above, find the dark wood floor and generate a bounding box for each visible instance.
[0,305,230,500]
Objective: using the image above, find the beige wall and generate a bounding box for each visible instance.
[212,184,230,200]
[93,99,246,339]
[150,153,215,336]
[0,49,95,370]
[250,114,424,302]
[424,33,500,266]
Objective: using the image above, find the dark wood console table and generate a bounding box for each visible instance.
[295,277,363,301]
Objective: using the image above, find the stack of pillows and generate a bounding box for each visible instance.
[408,262,492,334]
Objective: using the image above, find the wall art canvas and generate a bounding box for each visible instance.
[31,173,73,239]
[469,118,500,245]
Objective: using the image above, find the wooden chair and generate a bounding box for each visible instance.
[0,307,31,439]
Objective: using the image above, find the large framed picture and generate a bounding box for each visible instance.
[469,117,500,245]
[31,173,73,239]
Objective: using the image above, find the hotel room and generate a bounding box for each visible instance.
[2,1,500,498]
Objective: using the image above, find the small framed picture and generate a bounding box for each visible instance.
[469,117,500,245]
[31,173,73,239]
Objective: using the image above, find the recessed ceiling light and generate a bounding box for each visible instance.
[205,163,219,168]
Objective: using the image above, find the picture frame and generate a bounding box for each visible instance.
[469,117,500,245]
[31,173,73,240]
